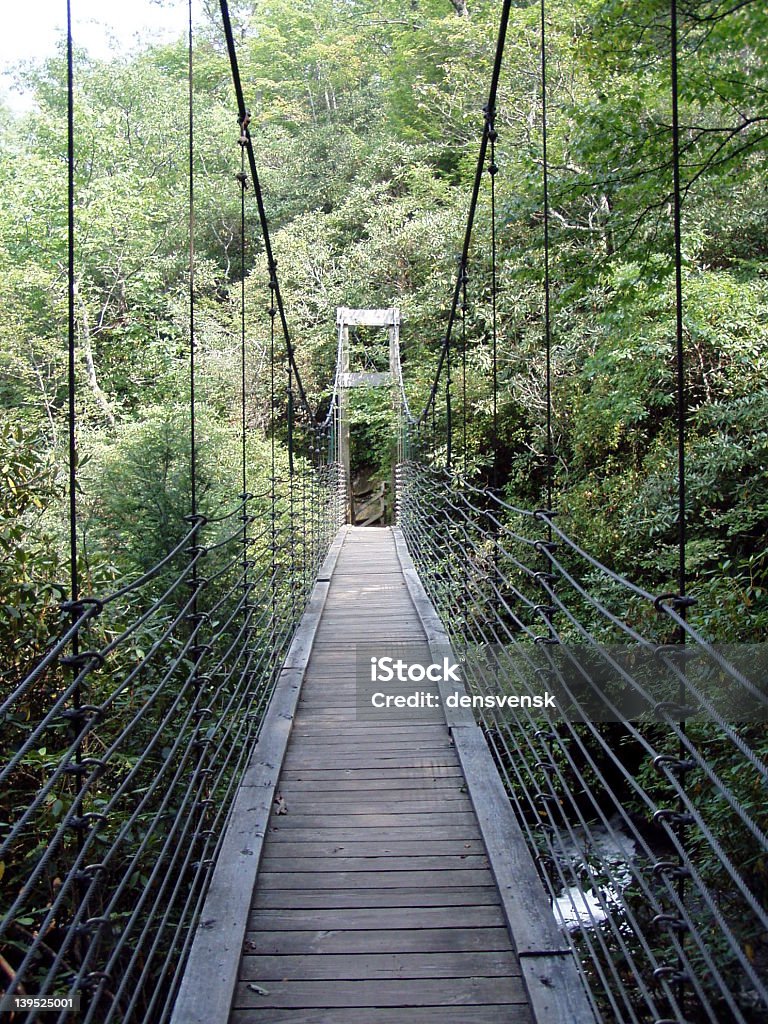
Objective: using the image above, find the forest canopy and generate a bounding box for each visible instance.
[1,0,767,671]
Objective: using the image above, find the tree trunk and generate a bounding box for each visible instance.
[78,297,116,427]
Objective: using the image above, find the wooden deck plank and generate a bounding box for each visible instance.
[281,740,452,753]
[259,854,490,872]
[230,1008,529,1024]
[274,793,470,808]
[278,766,465,780]
[250,886,503,910]
[263,812,480,828]
[247,905,506,931]
[288,724,450,735]
[267,799,472,815]
[232,976,528,1009]
[261,839,485,857]
[276,777,465,791]
[239,950,519,981]
[281,755,461,769]
[265,825,483,843]
[254,869,493,889]
[243,926,514,954]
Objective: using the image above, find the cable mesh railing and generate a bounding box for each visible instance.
[397,458,768,1024]
[0,461,345,1024]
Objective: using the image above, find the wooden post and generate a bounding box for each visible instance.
[336,306,400,526]
[339,320,352,523]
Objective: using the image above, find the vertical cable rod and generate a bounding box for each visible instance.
[670,0,691,1011]
[269,279,278,673]
[539,0,554,537]
[461,265,468,476]
[188,0,197,523]
[238,143,249,598]
[670,0,687,618]
[446,323,452,469]
[66,0,78,630]
[65,0,80,734]
[64,0,88,924]
[487,108,499,490]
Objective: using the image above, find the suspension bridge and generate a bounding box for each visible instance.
[1,1,766,1023]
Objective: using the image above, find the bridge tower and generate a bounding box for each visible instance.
[335,305,400,524]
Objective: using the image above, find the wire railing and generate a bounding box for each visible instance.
[397,458,768,1024]
[0,3,353,1022]
[0,460,345,1024]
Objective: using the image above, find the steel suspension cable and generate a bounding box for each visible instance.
[66,0,78,635]
[671,0,688,624]
[413,0,514,427]
[64,0,87,930]
[269,277,278,672]
[539,0,554,527]
[188,0,197,523]
[238,144,250,619]
[487,105,499,489]
[670,0,692,1008]
[461,266,468,475]
[446,307,452,468]
[218,0,315,425]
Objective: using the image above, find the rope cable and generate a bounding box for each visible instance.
[671,0,687,615]
[219,0,315,425]
[461,266,468,475]
[446,320,452,469]
[488,106,499,489]
[66,0,78,628]
[238,144,249,605]
[539,0,554,530]
[64,0,87,925]
[410,0,514,427]
[670,0,691,1005]
[188,0,197,523]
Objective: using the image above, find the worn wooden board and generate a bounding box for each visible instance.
[274,793,470,809]
[240,950,518,981]
[247,905,506,932]
[282,740,453,755]
[281,754,462,769]
[261,839,485,857]
[288,725,450,738]
[266,799,472,815]
[250,885,503,911]
[230,1008,530,1024]
[259,854,490,873]
[265,825,482,843]
[232,976,528,1009]
[262,811,480,829]
[276,776,465,792]
[254,869,493,890]
[243,926,514,955]
[278,766,464,780]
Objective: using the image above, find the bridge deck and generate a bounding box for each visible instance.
[230,527,530,1023]
[174,526,592,1024]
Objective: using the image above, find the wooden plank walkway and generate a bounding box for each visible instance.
[173,526,594,1024]
[230,527,530,1023]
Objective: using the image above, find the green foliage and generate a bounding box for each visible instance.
[0,0,766,1009]
[0,415,64,687]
